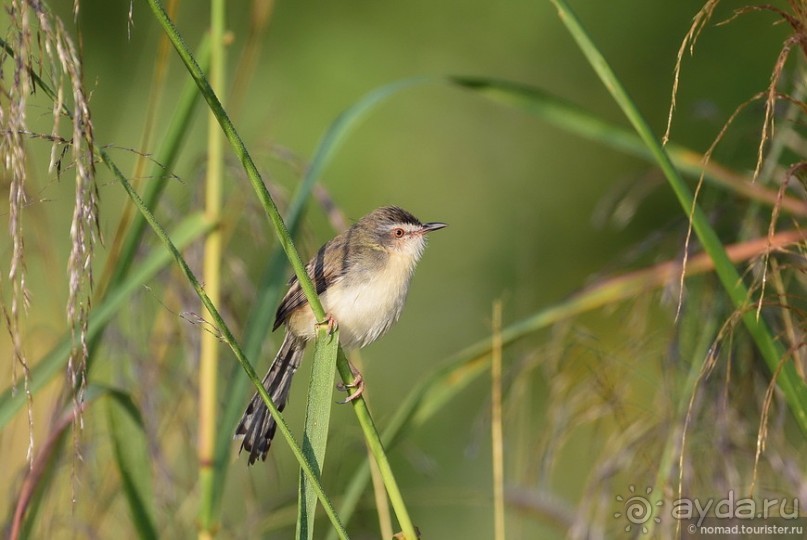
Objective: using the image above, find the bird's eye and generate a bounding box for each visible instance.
[392,227,405,238]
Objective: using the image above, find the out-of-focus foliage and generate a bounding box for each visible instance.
[2,0,807,538]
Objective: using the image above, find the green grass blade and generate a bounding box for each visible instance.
[297,327,340,540]
[102,385,159,540]
[0,213,212,427]
[548,0,807,431]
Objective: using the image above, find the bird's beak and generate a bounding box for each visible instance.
[420,222,448,234]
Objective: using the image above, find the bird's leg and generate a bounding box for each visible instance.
[337,360,365,404]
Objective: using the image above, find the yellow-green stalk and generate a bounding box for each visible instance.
[198,0,226,536]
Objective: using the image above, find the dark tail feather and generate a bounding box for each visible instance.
[235,332,305,465]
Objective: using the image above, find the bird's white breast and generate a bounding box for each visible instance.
[323,248,419,349]
[287,242,423,349]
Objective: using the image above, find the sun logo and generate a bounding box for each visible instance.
[613,485,663,534]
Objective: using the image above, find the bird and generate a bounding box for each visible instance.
[235,206,447,464]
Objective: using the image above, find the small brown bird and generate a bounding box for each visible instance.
[235,206,447,464]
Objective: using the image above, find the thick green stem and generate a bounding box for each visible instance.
[198,0,226,536]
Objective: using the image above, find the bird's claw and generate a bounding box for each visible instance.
[316,313,338,336]
[337,372,364,404]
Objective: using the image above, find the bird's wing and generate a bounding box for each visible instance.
[273,235,349,330]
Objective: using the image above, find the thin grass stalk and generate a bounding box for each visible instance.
[756,70,805,188]
[99,147,350,539]
[335,350,418,539]
[548,0,807,434]
[3,1,33,466]
[368,443,394,539]
[198,0,226,535]
[746,76,807,321]
[18,433,72,540]
[491,300,505,540]
[769,259,805,378]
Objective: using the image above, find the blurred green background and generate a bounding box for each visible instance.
[1,0,798,538]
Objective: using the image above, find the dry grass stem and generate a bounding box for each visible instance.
[664,0,720,145]
[491,300,505,540]
[9,396,89,540]
[752,347,790,494]
[674,91,766,322]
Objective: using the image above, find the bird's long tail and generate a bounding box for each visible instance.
[235,332,305,465]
